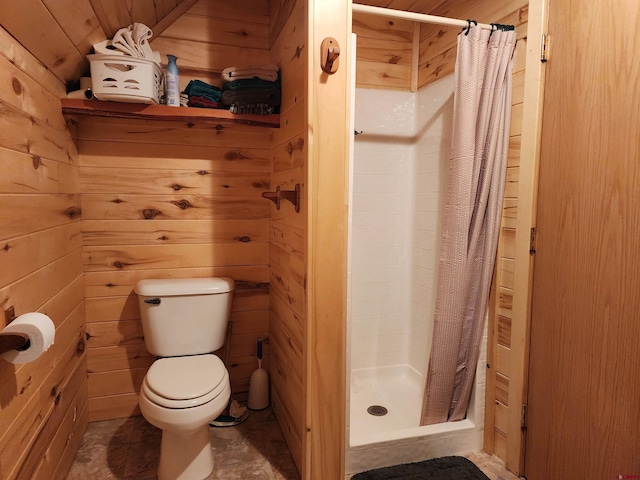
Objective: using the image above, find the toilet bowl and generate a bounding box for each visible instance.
[139,355,230,480]
[134,277,235,480]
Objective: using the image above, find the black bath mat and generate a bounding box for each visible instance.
[351,456,490,480]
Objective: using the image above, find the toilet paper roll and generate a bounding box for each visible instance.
[66,89,93,100]
[1,313,55,364]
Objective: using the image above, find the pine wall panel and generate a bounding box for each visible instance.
[153,0,270,82]
[0,25,87,480]
[77,119,273,420]
[352,1,528,92]
[76,0,274,421]
[268,0,307,473]
[353,12,415,90]
[0,0,198,85]
[483,13,528,463]
[418,1,528,88]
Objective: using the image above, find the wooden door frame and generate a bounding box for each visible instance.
[304,0,551,475]
[306,0,351,478]
[505,0,549,473]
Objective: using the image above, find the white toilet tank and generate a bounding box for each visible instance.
[134,277,234,357]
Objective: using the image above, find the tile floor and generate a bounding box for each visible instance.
[66,408,520,480]
[66,407,300,480]
[465,452,521,480]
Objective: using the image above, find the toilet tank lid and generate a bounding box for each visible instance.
[134,277,234,296]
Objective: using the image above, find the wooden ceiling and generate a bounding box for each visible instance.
[0,0,448,88]
[0,0,198,85]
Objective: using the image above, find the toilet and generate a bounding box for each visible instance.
[134,277,234,480]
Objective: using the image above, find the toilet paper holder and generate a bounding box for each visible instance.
[0,307,30,355]
[0,333,30,354]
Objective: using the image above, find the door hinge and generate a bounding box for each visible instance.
[521,403,528,430]
[540,34,548,63]
[529,227,537,255]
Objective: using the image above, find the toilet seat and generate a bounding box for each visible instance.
[143,354,228,409]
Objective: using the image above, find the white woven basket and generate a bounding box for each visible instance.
[88,54,162,104]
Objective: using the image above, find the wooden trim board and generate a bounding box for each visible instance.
[507,0,549,474]
[306,0,351,477]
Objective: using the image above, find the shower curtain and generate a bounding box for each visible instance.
[421,25,517,425]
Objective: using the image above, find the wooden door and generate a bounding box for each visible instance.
[525,0,640,478]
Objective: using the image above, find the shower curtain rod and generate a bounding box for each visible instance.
[352,4,493,31]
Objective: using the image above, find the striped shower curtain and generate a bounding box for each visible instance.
[421,26,517,425]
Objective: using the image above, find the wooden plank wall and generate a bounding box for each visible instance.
[86,0,197,38]
[268,0,307,474]
[78,0,273,421]
[352,12,416,90]
[153,0,271,81]
[0,0,196,85]
[481,7,528,464]
[0,26,88,480]
[351,0,530,91]
[418,0,528,88]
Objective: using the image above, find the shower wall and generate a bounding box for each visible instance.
[410,77,454,374]
[347,75,487,475]
[350,75,454,376]
[350,88,415,372]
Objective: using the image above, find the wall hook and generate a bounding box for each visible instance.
[262,187,281,210]
[279,184,301,213]
[261,184,301,213]
[321,37,340,74]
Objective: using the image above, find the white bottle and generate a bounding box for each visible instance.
[165,54,180,107]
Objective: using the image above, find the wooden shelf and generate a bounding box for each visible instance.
[60,99,280,128]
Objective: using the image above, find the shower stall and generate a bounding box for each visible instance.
[345,75,487,474]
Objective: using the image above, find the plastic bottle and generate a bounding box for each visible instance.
[165,55,180,107]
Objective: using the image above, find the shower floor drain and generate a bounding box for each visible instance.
[367,405,388,416]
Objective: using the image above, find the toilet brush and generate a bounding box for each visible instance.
[247,337,269,410]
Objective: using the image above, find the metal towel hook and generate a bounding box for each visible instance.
[261,184,301,213]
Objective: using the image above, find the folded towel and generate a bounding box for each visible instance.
[109,23,155,59]
[92,39,162,63]
[111,27,138,57]
[131,23,153,58]
[122,29,138,55]
[229,103,275,115]
[222,77,281,92]
[222,64,279,82]
[184,80,222,103]
[188,95,226,109]
[93,39,125,56]
[221,87,281,107]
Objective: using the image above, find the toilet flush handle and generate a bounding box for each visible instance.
[144,298,161,305]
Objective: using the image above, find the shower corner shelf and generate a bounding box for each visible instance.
[60,99,280,128]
